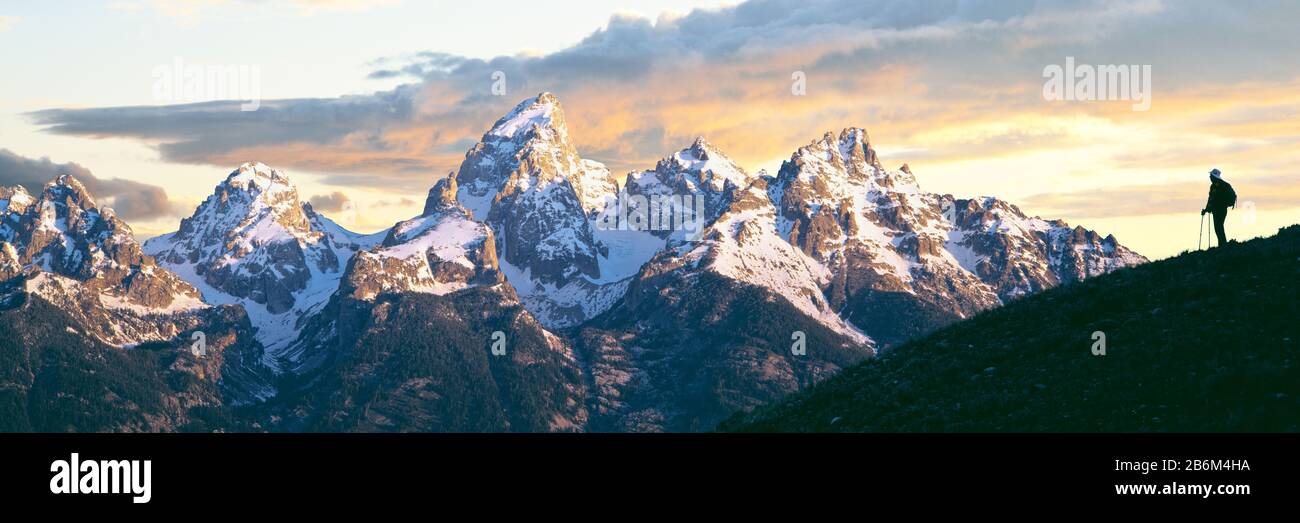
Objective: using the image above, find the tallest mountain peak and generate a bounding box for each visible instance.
[688,136,719,155]
[790,127,881,173]
[224,161,296,195]
[487,92,570,143]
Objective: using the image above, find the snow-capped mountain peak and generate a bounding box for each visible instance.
[17,174,148,282]
[780,127,908,192]
[443,93,636,327]
[0,175,223,349]
[226,161,294,192]
[221,162,314,240]
[456,97,601,275]
[456,92,616,218]
[675,137,751,190]
[145,163,384,370]
[625,137,755,229]
[486,92,569,144]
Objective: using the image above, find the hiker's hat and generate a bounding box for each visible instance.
[1209,168,1222,179]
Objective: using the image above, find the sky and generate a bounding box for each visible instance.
[1,0,1298,260]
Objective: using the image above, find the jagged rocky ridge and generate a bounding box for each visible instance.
[1,177,204,329]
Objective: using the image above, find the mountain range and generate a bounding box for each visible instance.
[0,93,1146,432]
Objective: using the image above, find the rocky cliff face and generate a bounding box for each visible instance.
[11,178,194,296]
[268,287,588,432]
[453,93,643,328]
[455,93,611,283]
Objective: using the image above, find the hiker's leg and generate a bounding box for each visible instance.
[1213,209,1228,245]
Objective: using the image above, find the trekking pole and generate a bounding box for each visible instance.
[1198,213,1204,250]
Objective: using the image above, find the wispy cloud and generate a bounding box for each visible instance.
[307,191,351,213]
[0,15,19,32]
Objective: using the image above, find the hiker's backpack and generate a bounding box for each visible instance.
[1224,182,1237,208]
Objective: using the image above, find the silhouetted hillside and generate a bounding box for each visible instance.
[721,225,1300,432]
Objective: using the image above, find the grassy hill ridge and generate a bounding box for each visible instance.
[720,225,1300,432]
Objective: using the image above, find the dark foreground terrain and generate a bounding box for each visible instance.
[722,225,1300,432]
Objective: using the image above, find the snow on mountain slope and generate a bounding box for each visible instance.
[456,93,609,280]
[573,173,874,433]
[585,136,878,347]
[267,175,589,427]
[623,137,755,234]
[341,176,502,301]
[676,177,869,345]
[0,177,212,343]
[145,162,384,369]
[456,93,617,220]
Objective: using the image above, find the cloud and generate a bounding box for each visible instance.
[308,191,351,213]
[308,190,359,225]
[0,16,18,32]
[29,0,1300,191]
[0,149,184,221]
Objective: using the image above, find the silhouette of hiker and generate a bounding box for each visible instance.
[1201,168,1237,246]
